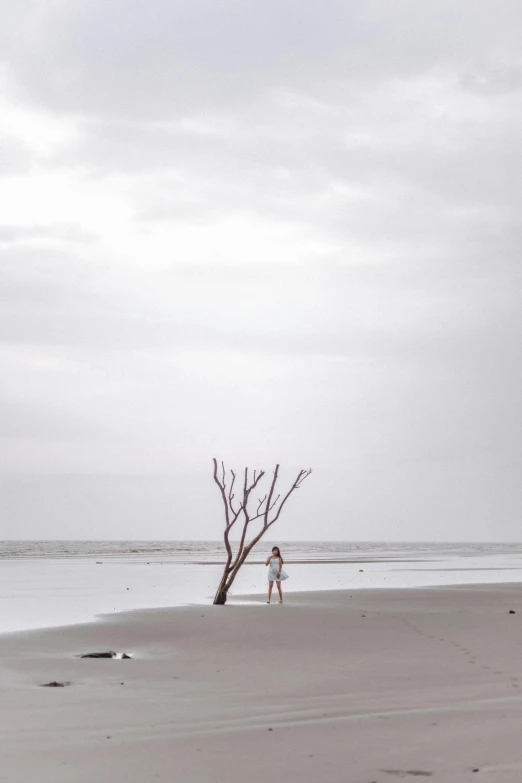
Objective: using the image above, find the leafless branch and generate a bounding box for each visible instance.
[213,458,229,525]
[256,494,268,515]
[228,470,238,515]
[268,493,280,511]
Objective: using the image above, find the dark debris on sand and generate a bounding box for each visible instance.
[79,651,133,659]
[41,681,71,687]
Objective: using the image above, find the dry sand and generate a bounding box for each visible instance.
[1,584,522,782]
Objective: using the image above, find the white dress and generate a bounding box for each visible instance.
[268,557,289,582]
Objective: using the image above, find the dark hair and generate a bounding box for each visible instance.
[272,546,283,564]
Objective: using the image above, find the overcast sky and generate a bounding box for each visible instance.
[1,1,521,541]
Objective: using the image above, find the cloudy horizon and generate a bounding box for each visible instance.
[1,1,521,541]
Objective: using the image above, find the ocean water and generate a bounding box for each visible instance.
[1,540,522,634]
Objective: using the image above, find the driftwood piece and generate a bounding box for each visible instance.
[41,681,71,687]
[80,651,117,658]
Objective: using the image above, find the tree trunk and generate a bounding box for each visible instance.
[213,573,229,605]
[214,587,228,605]
[213,560,243,604]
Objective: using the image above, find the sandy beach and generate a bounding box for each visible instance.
[1,584,522,782]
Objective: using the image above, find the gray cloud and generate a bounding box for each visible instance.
[4,1,522,117]
[0,0,521,539]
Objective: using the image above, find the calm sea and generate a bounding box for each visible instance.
[3,539,522,561]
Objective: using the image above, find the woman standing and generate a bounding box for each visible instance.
[265,546,288,603]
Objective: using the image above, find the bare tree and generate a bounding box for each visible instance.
[212,458,312,605]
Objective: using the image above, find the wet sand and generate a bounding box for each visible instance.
[1,584,522,782]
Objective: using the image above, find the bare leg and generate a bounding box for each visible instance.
[267,581,274,603]
[276,581,283,602]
